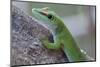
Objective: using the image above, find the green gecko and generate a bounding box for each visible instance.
[32,7,93,62]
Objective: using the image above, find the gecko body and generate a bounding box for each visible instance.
[32,7,93,62]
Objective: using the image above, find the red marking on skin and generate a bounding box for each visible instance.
[42,11,48,16]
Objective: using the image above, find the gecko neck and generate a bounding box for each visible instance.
[51,20,66,36]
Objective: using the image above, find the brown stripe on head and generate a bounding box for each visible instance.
[42,7,49,15]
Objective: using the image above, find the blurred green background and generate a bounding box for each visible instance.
[12,1,96,59]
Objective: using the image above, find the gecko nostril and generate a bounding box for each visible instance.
[32,8,39,12]
[32,8,36,11]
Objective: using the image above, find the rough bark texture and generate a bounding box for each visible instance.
[11,5,68,66]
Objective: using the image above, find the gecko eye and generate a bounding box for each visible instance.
[47,14,54,20]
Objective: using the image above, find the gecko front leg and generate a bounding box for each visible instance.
[42,37,61,50]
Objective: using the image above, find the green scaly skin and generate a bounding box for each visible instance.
[32,7,92,62]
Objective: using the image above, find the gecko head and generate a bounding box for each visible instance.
[32,7,61,25]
